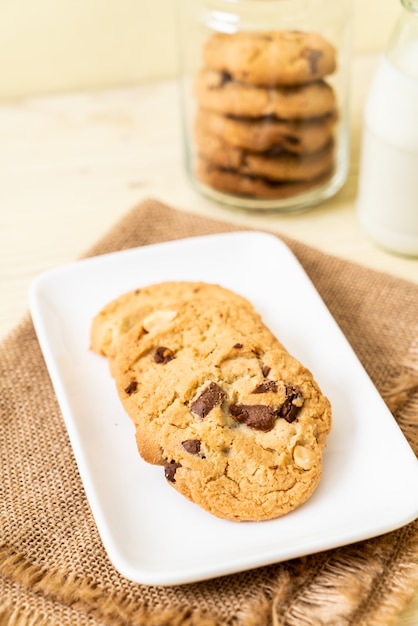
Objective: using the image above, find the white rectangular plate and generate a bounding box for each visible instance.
[29,231,418,586]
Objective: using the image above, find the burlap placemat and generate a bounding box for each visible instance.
[1,198,418,626]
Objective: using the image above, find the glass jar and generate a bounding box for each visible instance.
[176,0,352,213]
[357,0,418,257]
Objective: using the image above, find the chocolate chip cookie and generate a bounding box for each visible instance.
[191,28,339,202]
[91,282,331,522]
[91,281,252,361]
[195,109,337,154]
[194,70,337,119]
[203,31,337,86]
[196,127,334,182]
[196,158,333,199]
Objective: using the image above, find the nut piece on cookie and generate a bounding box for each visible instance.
[293,445,316,470]
[142,309,177,333]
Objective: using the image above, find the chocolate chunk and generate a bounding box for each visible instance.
[279,384,304,423]
[124,380,138,395]
[153,346,174,364]
[229,404,247,423]
[284,135,301,146]
[265,138,300,155]
[233,343,243,349]
[182,439,201,455]
[219,70,233,86]
[190,382,226,418]
[230,404,277,432]
[265,145,287,157]
[262,365,271,377]
[164,459,181,482]
[302,48,323,74]
[252,381,278,394]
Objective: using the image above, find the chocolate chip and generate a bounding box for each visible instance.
[153,346,174,364]
[265,145,287,157]
[302,48,323,74]
[164,459,181,482]
[252,381,278,394]
[220,70,233,86]
[182,439,201,455]
[233,343,243,349]
[279,384,304,423]
[241,153,249,168]
[190,382,226,418]
[124,380,138,395]
[284,135,301,146]
[229,404,249,423]
[262,365,271,377]
[230,404,277,432]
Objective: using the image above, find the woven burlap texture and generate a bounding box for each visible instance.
[1,199,418,626]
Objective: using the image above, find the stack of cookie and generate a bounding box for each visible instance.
[91,281,332,522]
[193,30,338,200]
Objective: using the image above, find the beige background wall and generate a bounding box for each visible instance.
[0,0,399,100]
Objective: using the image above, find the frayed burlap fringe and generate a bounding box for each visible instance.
[3,547,417,626]
[0,545,220,626]
[1,199,418,626]
[271,526,418,626]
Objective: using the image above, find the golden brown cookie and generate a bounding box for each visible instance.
[196,158,333,200]
[195,109,337,154]
[90,281,252,361]
[195,127,335,182]
[194,70,337,119]
[203,31,337,86]
[91,282,332,522]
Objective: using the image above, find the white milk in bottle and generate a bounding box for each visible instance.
[357,0,418,257]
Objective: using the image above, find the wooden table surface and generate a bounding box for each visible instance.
[0,53,417,624]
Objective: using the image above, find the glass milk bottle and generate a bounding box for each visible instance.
[357,0,418,257]
[177,0,352,213]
